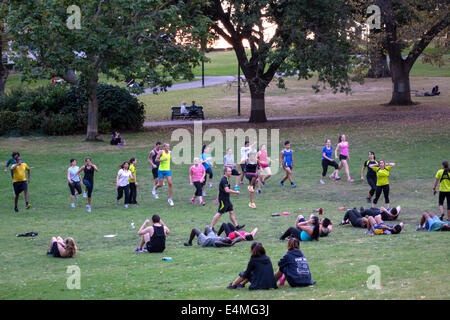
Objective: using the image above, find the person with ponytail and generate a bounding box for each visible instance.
[361,151,378,203]
[335,134,354,182]
[433,160,450,221]
[200,145,214,196]
[275,238,316,287]
[369,159,396,209]
[128,157,138,205]
[279,215,320,241]
[320,139,339,184]
[116,161,134,208]
[47,236,77,258]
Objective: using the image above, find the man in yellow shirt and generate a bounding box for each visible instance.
[11,157,31,212]
[433,160,450,221]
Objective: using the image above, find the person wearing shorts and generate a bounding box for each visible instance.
[361,152,378,203]
[155,143,174,206]
[245,152,261,208]
[183,226,240,247]
[11,156,31,213]
[67,158,82,208]
[320,139,339,184]
[148,142,161,199]
[369,160,396,209]
[257,144,272,185]
[74,157,98,212]
[366,215,403,235]
[46,236,77,258]
[210,167,244,230]
[433,160,450,221]
[190,157,206,206]
[280,141,296,188]
[417,211,450,231]
[335,134,353,182]
[224,148,241,190]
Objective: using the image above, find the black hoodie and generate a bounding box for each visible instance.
[241,255,278,290]
[278,249,314,287]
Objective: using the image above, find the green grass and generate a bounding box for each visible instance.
[0,117,449,300]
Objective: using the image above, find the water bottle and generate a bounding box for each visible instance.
[131,220,135,229]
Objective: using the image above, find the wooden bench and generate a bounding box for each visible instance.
[171,106,205,120]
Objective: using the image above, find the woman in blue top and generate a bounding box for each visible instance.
[279,215,320,241]
[67,159,82,208]
[201,145,214,191]
[320,139,339,184]
[280,141,296,188]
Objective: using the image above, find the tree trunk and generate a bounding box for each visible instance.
[86,77,102,141]
[389,61,413,105]
[248,83,268,123]
[367,53,390,78]
[0,35,8,96]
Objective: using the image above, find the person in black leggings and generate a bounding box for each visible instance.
[74,158,98,212]
[340,208,368,228]
[361,151,378,204]
[433,160,450,221]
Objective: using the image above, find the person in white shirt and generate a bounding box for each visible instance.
[239,140,256,185]
[180,101,189,115]
[116,161,134,208]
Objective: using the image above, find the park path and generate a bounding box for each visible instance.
[141,76,238,95]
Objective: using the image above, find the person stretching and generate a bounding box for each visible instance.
[359,206,401,221]
[217,222,258,243]
[47,236,77,258]
[239,140,256,185]
[335,134,353,182]
[67,159,82,208]
[369,160,396,209]
[279,215,320,241]
[190,157,206,205]
[275,238,316,287]
[184,226,239,248]
[366,215,403,235]
[135,215,170,253]
[320,139,339,184]
[432,160,450,221]
[416,211,450,231]
[361,151,378,203]
[245,152,261,208]
[155,143,174,206]
[74,158,98,213]
[280,141,296,188]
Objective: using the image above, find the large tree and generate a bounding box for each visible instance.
[6,0,205,140]
[376,0,449,105]
[199,0,355,122]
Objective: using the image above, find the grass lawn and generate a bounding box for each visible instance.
[0,116,449,300]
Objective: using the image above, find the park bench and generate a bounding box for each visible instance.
[171,106,205,120]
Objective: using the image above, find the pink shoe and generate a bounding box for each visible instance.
[347,178,354,182]
[279,274,286,286]
[200,201,206,206]
[191,198,196,204]
[329,174,335,181]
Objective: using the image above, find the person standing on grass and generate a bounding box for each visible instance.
[335,134,354,182]
[369,160,396,209]
[257,144,272,186]
[148,142,162,199]
[227,242,277,290]
[433,160,450,221]
[67,159,82,208]
[320,139,339,184]
[129,157,138,205]
[240,140,256,186]
[4,151,20,178]
[74,158,98,213]
[155,143,174,206]
[201,145,214,196]
[47,236,77,258]
[223,148,241,191]
[135,215,170,253]
[280,141,296,188]
[116,161,133,208]
[361,151,378,203]
[190,157,206,206]
[210,167,244,231]
[11,156,31,213]
[245,152,261,208]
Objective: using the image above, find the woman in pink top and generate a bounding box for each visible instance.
[217,222,258,242]
[189,158,206,205]
[257,144,272,185]
[335,134,354,182]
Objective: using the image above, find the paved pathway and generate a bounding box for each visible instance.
[141,76,239,95]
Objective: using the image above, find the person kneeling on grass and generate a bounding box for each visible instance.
[275,238,316,287]
[184,226,240,248]
[359,205,401,221]
[227,242,277,290]
[47,236,77,258]
[217,222,258,243]
[416,211,450,231]
[365,215,403,235]
[135,215,170,253]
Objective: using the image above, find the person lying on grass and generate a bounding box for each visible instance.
[227,242,277,290]
[293,214,333,237]
[340,208,368,228]
[136,215,170,253]
[184,226,240,248]
[365,215,403,235]
[47,236,77,258]
[279,215,320,241]
[275,238,316,287]
[416,211,450,231]
[359,205,401,221]
[217,222,258,243]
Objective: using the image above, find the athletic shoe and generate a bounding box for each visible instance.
[366,197,371,204]
[234,185,239,191]
[280,181,284,187]
[46,251,52,256]
[26,204,31,209]
[153,193,159,199]
[257,189,261,195]
[335,175,341,180]
[329,174,336,181]
[83,192,87,198]
[191,197,196,205]
[183,242,192,247]
[168,198,174,206]
[291,183,296,188]
[347,178,354,182]
[200,201,206,206]
[240,182,244,186]
[152,187,156,195]
[235,225,245,230]
[142,247,147,252]
[134,247,142,253]
[365,230,373,235]
[416,225,425,231]
[279,274,286,286]
[75,195,79,200]
[236,283,245,288]
[71,203,75,208]
[262,181,265,186]
[227,283,237,290]
[249,202,256,209]
[116,200,120,205]
[320,180,325,184]
[339,220,349,226]
[248,185,254,193]
[124,204,129,208]
[87,206,91,213]
[208,183,213,188]
[14,207,18,213]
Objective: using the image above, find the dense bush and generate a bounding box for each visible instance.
[0,83,145,136]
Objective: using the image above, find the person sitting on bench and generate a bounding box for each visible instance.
[366,215,403,235]
[189,100,200,116]
[416,211,450,231]
[180,101,189,115]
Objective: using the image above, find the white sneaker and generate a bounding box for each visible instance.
[75,195,79,200]
[83,192,87,198]
[153,192,159,199]
[71,203,75,208]
[208,183,213,188]
[202,191,206,197]
[87,205,91,213]
[116,200,120,205]
[152,187,156,195]
[320,180,325,184]
[168,198,174,206]
[124,204,129,208]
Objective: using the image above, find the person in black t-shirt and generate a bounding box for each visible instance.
[361,151,378,204]
[210,167,244,231]
[135,215,170,253]
[359,205,401,221]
